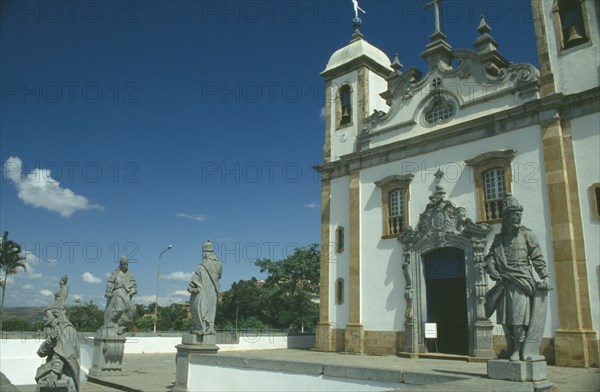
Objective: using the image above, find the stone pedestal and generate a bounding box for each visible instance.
[401,321,426,354]
[487,360,554,391]
[89,328,126,377]
[38,379,72,392]
[173,333,219,392]
[37,378,76,392]
[473,321,495,358]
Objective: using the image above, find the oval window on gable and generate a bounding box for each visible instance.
[424,96,456,125]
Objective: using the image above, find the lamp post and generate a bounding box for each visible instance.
[153,245,172,334]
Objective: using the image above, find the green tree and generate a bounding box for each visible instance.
[216,277,266,330]
[157,304,188,332]
[66,300,104,332]
[255,243,320,332]
[131,304,154,332]
[0,231,27,330]
[2,317,32,331]
[240,316,267,331]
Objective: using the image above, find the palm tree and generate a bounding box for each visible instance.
[0,231,27,331]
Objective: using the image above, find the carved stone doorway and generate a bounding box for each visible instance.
[423,247,468,355]
[399,184,495,358]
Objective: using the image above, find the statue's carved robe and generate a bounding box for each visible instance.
[189,256,222,335]
[485,227,549,326]
[36,319,80,391]
[104,269,137,327]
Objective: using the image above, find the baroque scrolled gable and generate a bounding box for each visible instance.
[353,16,541,157]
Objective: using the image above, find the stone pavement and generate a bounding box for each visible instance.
[17,349,599,391]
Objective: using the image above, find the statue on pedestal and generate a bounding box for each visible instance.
[188,240,222,338]
[175,240,222,391]
[103,256,137,336]
[484,193,553,362]
[35,276,80,392]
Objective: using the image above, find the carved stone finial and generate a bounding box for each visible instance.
[434,168,444,183]
[473,14,503,63]
[477,15,491,35]
[391,54,403,71]
[429,184,446,201]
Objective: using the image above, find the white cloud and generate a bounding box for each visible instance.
[176,213,206,222]
[72,294,83,303]
[320,107,326,119]
[22,284,34,290]
[3,156,104,217]
[8,251,44,279]
[40,289,53,297]
[172,290,190,297]
[304,202,319,209]
[160,271,193,281]
[82,272,102,284]
[134,294,158,305]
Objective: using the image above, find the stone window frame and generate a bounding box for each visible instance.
[589,182,600,221]
[552,0,592,53]
[335,278,344,305]
[335,226,345,253]
[336,83,353,129]
[465,150,516,224]
[421,93,458,127]
[375,174,414,238]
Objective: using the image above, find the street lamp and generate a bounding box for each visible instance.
[153,244,173,334]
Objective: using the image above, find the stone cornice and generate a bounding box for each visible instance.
[374,174,415,188]
[314,87,600,178]
[465,149,517,166]
[320,55,392,80]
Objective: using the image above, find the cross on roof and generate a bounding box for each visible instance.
[424,0,444,35]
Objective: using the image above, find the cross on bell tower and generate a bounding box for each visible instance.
[420,0,452,70]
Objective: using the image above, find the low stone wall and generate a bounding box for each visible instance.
[0,333,315,385]
[220,332,315,352]
[187,355,412,392]
[0,340,44,386]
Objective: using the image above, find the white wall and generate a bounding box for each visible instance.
[1,335,315,386]
[188,364,402,392]
[571,112,600,336]
[329,176,350,328]
[218,334,315,352]
[356,125,558,337]
[539,0,600,95]
[368,70,389,114]
[0,340,45,385]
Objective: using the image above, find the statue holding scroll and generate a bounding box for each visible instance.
[484,193,553,362]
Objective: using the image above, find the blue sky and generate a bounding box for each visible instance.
[0,0,538,308]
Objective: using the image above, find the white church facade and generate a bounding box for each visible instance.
[315,0,599,368]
